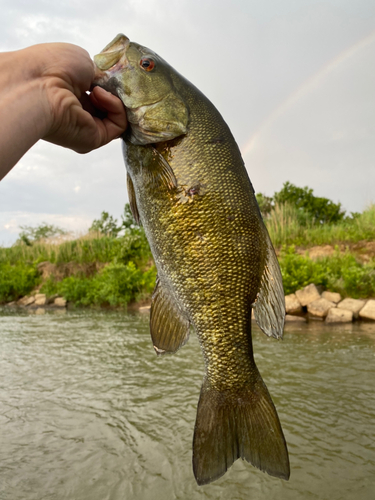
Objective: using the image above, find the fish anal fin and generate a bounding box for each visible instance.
[193,371,290,485]
[253,229,285,339]
[126,173,141,225]
[150,278,190,355]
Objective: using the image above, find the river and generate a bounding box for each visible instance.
[0,307,374,500]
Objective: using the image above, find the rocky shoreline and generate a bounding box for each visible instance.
[4,293,67,315]
[3,284,375,324]
[284,283,375,323]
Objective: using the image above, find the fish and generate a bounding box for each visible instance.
[93,34,289,486]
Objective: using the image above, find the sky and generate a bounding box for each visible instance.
[1,0,375,245]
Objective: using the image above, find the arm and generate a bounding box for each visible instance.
[0,43,127,181]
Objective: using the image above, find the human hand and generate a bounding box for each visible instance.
[37,43,127,153]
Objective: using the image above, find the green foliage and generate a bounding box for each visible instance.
[279,247,375,298]
[41,262,157,307]
[255,193,274,218]
[273,181,345,224]
[89,211,121,237]
[0,262,39,302]
[266,203,375,248]
[18,223,68,246]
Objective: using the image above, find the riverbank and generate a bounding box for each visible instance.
[1,203,374,309]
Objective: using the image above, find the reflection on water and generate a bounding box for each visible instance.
[0,308,374,500]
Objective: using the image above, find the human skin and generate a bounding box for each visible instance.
[0,42,127,181]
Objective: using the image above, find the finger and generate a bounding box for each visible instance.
[89,87,128,144]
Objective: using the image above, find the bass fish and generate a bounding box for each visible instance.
[94,34,289,485]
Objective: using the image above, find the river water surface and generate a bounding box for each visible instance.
[0,308,374,500]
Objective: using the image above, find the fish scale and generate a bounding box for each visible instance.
[94,33,289,486]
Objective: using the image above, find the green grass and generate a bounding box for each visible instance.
[0,229,152,266]
[266,203,375,248]
[0,229,155,306]
[279,246,375,298]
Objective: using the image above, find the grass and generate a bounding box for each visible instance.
[279,246,375,298]
[266,203,375,248]
[0,229,155,306]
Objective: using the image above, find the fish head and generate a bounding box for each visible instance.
[93,34,189,145]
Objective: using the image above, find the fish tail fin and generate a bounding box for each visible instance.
[192,371,290,485]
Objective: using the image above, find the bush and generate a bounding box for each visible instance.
[41,262,157,307]
[278,247,375,298]
[0,262,39,302]
[274,182,345,224]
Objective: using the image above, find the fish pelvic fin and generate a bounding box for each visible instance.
[192,372,290,485]
[150,278,190,355]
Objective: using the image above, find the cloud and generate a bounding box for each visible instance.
[1,0,375,244]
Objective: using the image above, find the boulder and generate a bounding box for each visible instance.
[54,297,67,307]
[321,291,342,304]
[295,284,320,307]
[285,294,302,314]
[307,298,336,318]
[17,295,35,306]
[139,305,151,313]
[358,300,375,321]
[35,308,46,315]
[34,294,47,306]
[337,298,366,318]
[326,308,353,323]
[285,314,307,323]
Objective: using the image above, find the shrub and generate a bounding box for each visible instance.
[0,262,39,302]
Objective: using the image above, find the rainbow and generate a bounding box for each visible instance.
[241,29,375,157]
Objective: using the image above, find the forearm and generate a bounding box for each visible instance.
[0,48,51,180]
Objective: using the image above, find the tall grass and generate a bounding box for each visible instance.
[266,203,375,247]
[0,229,152,266]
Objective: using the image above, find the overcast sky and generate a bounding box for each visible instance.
[1,0,375,245]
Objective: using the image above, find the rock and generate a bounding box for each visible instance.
[54,297,67,307]
[17,295,35,306]
[307,298,336,318]
[6,301,17,306]
[326,308,353,323]
[34,294,47,306]
[285,294,302,314]
[285,314,307,323]
[35,308,45,315]
[54,308,67,315]
[359,300,375,321]
[321,291,342,304]
[337,298,366,319]
[139,305,151,313]
[295,284,321,307]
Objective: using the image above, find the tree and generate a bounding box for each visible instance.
[18,223,68,246]
[273,182,345,224]
[89,211,120,237]
[256,193,274,218]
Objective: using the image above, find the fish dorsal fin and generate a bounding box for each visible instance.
[126,173,141,225]
[253,230,285,339]
[150,278,190,355]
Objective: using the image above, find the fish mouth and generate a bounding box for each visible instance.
[93,34,130,88]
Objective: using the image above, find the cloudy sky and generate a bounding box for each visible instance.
[1,0,375,245]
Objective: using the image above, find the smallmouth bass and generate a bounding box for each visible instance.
[94,34,289,485]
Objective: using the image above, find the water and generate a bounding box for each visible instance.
[0,308,374,500]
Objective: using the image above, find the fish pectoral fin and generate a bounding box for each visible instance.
[126,173,141,225]
[193,372,290,486]
[143,147,177,192]
[253,229,286,339]
[150,278,190,355]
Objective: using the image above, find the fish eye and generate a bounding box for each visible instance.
[140,58,155,71]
